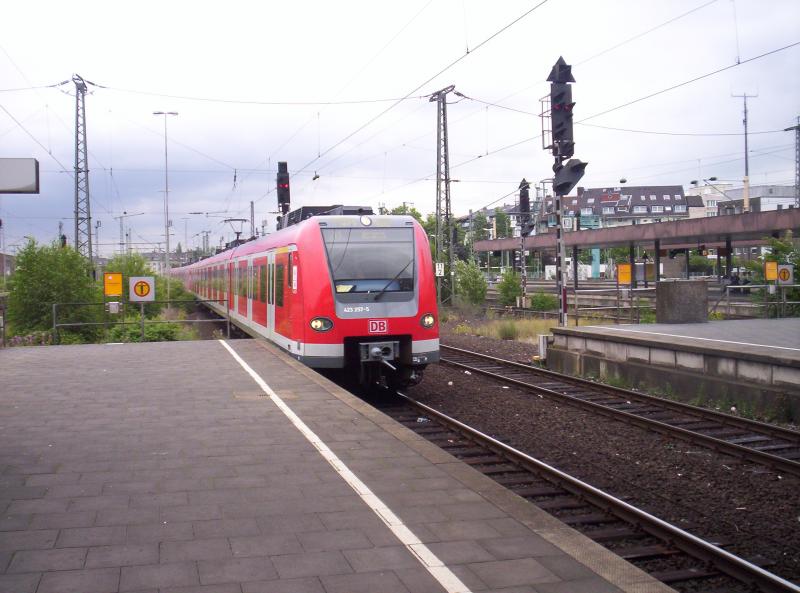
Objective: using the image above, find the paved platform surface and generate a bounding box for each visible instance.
[579,318,800,365]
[0,339,671,593]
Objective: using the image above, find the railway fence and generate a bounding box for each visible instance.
[51,298,230,344]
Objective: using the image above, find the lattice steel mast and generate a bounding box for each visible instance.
[430,85,455,305]
[73,74,92,258]
[786,116,800,208]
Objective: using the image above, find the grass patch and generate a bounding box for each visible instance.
[497,321,519,340]
[449,317,605,341]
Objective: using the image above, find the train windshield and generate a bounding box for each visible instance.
[322,227,414,295]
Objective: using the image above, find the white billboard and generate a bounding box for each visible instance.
[0,158,40,194]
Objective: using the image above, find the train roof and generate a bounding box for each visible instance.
[175,214,420,271]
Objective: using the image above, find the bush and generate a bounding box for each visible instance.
[496,270,522,306]
[529,292,558,311]
[7,240,102,338]
[454,260,487,305]
[497,321,518,340]
[107,319,197,343]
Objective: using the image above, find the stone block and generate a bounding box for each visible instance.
[738,360,772,385]
[585,338,606,355]
[676,351,704,371]
[773,366,800,390]
[604,341,627,362]
[650,348,676,368]
[627,345,650,363]
[567,336,586,352]
[553,334,567,348]
[656,280,708,323]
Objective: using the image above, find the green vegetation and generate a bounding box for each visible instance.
[5,245,200,346]
[448,315,604,342]
[497,321,519,340]
[454,259,487,305]
[496,269,522,306]
[529,291,558,311]
[107,318,198,343]
[6,240,102,341]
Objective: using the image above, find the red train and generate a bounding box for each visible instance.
[172,213,439,388]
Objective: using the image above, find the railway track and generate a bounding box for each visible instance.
[377,392,800,593]
[440,344,800,477]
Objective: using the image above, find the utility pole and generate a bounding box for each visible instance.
[542,57,587,326]
[94,220,101,265]
[73,74,92,260]
[785,116,800,208]
[153,111,178,301]
[732,93,757,212]
[250,201,255,237]
[113,211,144,255]
[430,85,455,307]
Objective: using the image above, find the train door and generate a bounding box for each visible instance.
[246,259,254,321]
[237,260,247,317]
[228,262,235,313]
[267,251,275,342]
[252,257,268,328]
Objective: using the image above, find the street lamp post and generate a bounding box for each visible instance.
[153,111,178,302]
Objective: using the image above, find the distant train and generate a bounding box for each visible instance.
[172,213,439,388]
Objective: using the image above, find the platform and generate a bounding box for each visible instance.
[0,339,670,593]
[548,318,800,420]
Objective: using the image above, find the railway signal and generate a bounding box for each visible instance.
[542,57,588,327]
[276,162,290,215]
[553,159,587,196]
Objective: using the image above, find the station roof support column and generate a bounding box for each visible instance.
[654,239,661,283]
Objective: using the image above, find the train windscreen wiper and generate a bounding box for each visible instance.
[372,259,413,301]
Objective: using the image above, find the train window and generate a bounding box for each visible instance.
[239,265,247,298]
[288,253,294,292]
[260,265,267,302]
[275,264,285,307]
[268,263,274,305]
[321,227,414,294]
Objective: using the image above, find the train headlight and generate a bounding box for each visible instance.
[310,317,333,332]
[420,313,435,328]
[360,215,372,226]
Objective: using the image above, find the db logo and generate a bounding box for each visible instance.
[368,319,388,334]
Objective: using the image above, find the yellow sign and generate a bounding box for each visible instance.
[133,281,151,297]
[617,263,632,285]
[104,273,123,296]
[764,261,778,281]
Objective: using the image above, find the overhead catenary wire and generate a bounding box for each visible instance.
[301,0,741,186]
[292,0,552,179]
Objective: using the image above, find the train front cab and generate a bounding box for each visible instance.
[307,216,439,388]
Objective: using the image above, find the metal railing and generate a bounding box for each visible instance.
[569,286,656,325]
[52,298,230,344]
[720,283,800,318]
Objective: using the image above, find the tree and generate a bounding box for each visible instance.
[454,259,487,305]
[494,208,512,238]
[468,211,489,267]
[390,204,423,223]
[471,211,489,243]
[7,240,101,337]
[497,269,522,306]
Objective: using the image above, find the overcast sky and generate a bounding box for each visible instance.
[1,0,798,256]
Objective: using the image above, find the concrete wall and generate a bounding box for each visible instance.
[548,330,800,422]
[656,280,707,323]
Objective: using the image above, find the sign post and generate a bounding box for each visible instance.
[129,276,155,342]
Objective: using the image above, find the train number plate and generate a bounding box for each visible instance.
[368,319,388,334]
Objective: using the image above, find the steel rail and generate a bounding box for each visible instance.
[397,392,800,593]
[440,344,800,477]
